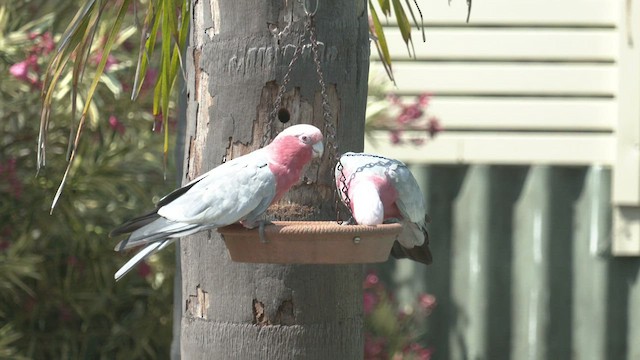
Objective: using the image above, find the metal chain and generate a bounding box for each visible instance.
[262,41,304,147]
[262,8,306,147]
[342,153,407,186]
[306,14,352,223]
[265,3,354,223]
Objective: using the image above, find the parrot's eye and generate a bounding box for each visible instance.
[301,135,310,143]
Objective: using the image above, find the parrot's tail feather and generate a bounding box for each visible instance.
[392,220,432,265]
[115,239,174,281]
[390,240,433,265]
[114,217,201,251]
[110,210,160,237]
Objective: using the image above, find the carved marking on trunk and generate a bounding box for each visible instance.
[224,43,336,75]
[186,285,210,319]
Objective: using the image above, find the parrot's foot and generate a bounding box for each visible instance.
[240,219,273,243]
[383,218,402,224]
[341,217,356,226]
[258,220,273,244]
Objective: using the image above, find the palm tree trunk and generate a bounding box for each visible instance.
[180,0,370,358]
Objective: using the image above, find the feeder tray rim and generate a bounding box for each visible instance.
[217,220,403,236]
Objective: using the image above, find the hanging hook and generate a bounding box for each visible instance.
[299,0,319,16]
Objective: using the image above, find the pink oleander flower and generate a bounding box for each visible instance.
[418,93,431,107]
[418,293,437,313]
[0,158,23,199]
[92,51,119,71]
[9,56,40,87]
[9,61,29,79]
[404,342,433,360]
[390,130,402,144]
[427,117,442,138]
[365,334,388,359]
[38,32,55,54]
[364,291,378,315]
[410,138,425,146]
[364,270,380,289]
[399,104,423,123]
[108,115,126,135]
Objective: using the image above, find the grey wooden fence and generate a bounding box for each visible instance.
[377,164,640,360]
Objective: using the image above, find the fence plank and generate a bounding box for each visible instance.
[511,166,553,359]
[450,165,492,358]
[572,166,610,360]
[420,166,469,360]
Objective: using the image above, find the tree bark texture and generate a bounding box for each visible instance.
[180,0,370,358]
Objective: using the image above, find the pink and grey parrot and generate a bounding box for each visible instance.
[335,152,432,265]
[110,124,324,280]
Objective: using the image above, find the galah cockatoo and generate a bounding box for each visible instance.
[335,152,432,264]
[110,124,324,280]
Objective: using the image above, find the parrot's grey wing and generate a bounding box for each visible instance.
[110,209,160,237]
[114,217,200,251]
[113,152,277,280]
[157,151,277,225]
[389,165,426,224]
[389,164,431,255]
[156,167,214,208]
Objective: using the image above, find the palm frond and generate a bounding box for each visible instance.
[39,0,190,211]
[50,0,132,213]
[369,0,429,80]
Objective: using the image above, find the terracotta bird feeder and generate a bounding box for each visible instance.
[217,221,402,264]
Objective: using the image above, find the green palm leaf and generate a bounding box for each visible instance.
[40,0,190,210]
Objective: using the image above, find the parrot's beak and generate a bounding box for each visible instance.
[312,141,324,158]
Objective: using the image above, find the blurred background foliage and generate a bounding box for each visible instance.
[1,1,176,358]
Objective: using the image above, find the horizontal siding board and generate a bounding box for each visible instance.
[379,0,616,25]
[375,28,616,61]
[406,96,616,131]
[365,131,615,165]
[384,63,616,96]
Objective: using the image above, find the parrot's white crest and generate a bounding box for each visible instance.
[111,124,324,280]
[335,152,432,265]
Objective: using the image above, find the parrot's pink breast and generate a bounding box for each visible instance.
[267,137,313,202]
[369,175,402,219]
